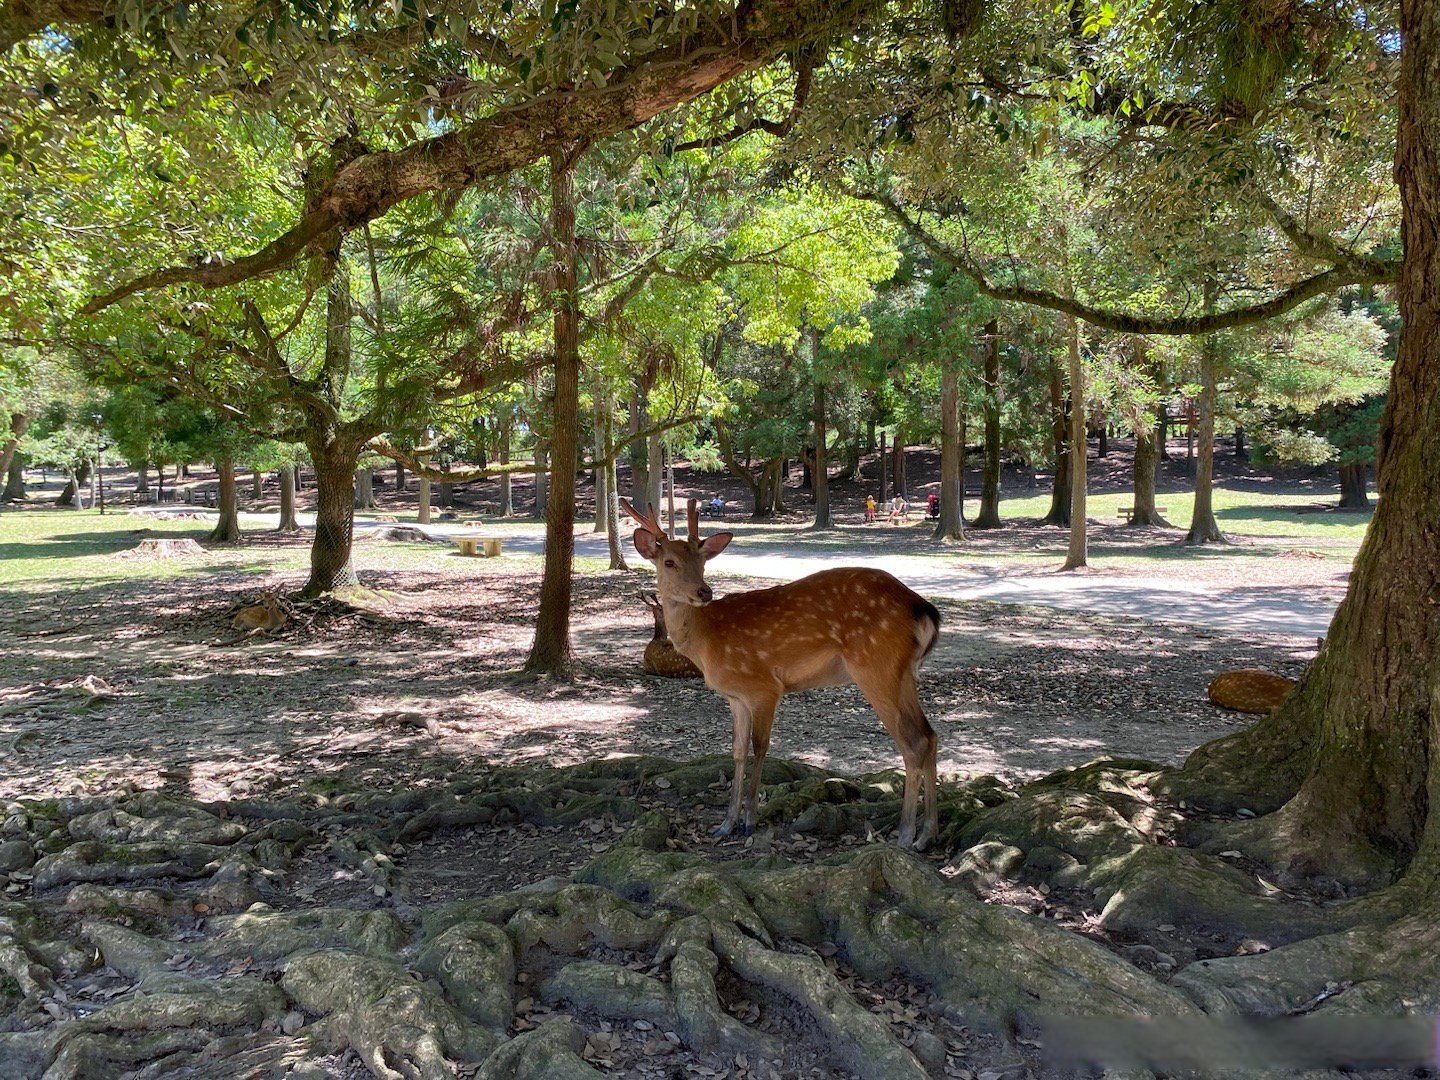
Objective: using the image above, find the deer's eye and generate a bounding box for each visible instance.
[663,559,677,568]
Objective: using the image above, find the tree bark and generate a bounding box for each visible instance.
[134,461,149,495]
[277,464,300,532]
[974,318,1003,529]
[0,411,25,484]
[417,459,433,525]
[207,458,242,544]
[533,439,549,519]
[438,481,454,508]
[1185,318,1226,544]
[395,461,406,492]
[1235,424,1248,460]
[935,367,965,541]
[304,442,361,595]
[628,395,649,509]
[809,354,831,530]
[769,456,786,513]
[1338,461,1371,509]
[1043,357,1071,526]
[58,461,90,507]
[890,430,906,498]
[4,452,24,502]
[354,468,375,509]
[602,400,627,570]
[1156,402,1170,459]
[1128,341,1171,528]
[1179,0,1440,887]
[592,395,607,533]
[251,467,264,500]
[1062,315,1087,570]
[878,430,887,505]
[525,148,582,677]
[498,415,513,516]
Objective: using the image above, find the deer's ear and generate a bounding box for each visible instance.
[633,529,662,559]
[699,532,733,559]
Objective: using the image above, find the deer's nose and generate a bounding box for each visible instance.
[697,585,713,603]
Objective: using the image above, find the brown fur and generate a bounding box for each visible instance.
[232,592,286,634]
[1208,668,1296,714]
[641,593,703,678]
[622,498,942,849]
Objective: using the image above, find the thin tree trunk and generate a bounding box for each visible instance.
[974,317,1003,529]
[277,464,300,532]
[603,400,627,569]
[1044,357,1071,525]
[935,367,964,541]
[1097,424,1108,456]
[1235,425,1248,460]
[395,461,406,492]
[890,430,906,498]
[1339,461,1371,509]
[666,445,676,537]
[628,395,649,509]
[498,416,513,516]
[1186,314,1226,544]
[58,461,90,508]
[533,439,549,519]
[878,430,887,505]
[525,147,581,677]
[645,432,662,513]
[769,456,786,514]
[417,455,433,525]
[156,465,165,503]
[251,468,264,499]
[1062,316,1087,570]
[810,347,831,530]
[1156,402,1170,460]
[207,458,242,544]
[593,395,607,533]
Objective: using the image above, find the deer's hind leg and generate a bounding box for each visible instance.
[715,697,754,838]
[850,663,938,850]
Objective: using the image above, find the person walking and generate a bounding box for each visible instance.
[865,493,877,523]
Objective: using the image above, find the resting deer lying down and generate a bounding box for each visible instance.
[231,592,286,635]
[622,498,942,849]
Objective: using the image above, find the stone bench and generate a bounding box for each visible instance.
[454,536,503,558]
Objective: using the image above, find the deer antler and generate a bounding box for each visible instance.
[619,498,664,537]
[686,498,701,542]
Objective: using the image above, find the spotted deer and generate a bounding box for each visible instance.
[622,498,942,849]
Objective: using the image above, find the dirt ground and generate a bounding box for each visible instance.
[0,558,1314,804]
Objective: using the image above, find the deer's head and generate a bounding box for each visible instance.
[622,499,731,607]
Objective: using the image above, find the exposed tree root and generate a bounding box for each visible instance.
[1,754,1435,1079]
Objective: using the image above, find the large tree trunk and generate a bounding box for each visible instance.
[1338,461,1371,509]
[628,395,649,510]
[1156,402,1170,459]
[810,355,831,530]
[1062,316,1087,570]
[890,429,906,498]
[1043,357,1071,526]
[1185,322,1226,544]
[935,367,965,541]
[498,416,513,516]
[251,468,264,500]
[0,411,26,485]
[354,468,375,509]
[277,464,300,532]
[417,452,433,525]
[438,481,454,508]
[207,459,242,544]
[134,461,149,495]
[525,148,581,677]
[4,453,24,502]
[973,318,1003,530]
[1180,0,1440,889]
[304,441,361,595]
[58,461,90,508]
[1128,341,1171,528]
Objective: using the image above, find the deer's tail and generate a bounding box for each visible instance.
[912,598,941,672]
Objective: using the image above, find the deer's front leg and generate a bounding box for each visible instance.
[714,698,752,837]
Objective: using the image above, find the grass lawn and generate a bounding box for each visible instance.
[0,507,614,590]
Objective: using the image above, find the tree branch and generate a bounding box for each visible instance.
[79,0,885,314]
[863,189,1400,336]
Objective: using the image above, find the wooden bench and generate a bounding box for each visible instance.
[1119,506,1168,522]
[454,536,503,557]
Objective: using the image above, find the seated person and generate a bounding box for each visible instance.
[888,495,908,523]
[707,495,724,515]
